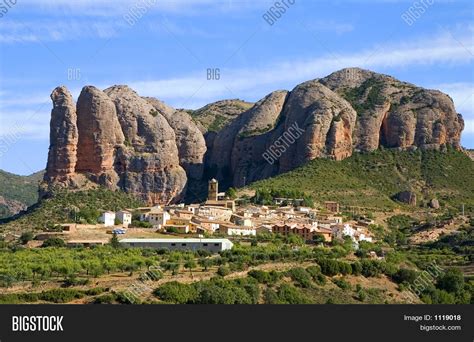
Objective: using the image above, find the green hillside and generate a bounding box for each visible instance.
[0,170,44,218]
[0,188,144,233]
[250,148,474,212]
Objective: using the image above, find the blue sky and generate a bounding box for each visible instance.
[0,0,472,175]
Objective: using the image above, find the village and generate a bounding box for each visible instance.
[36,179,376,253]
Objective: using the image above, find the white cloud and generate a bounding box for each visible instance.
[123,28,474,108]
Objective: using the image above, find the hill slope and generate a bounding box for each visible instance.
[0,170,44,218]
[0,188,144,233]
[250,148,474,211]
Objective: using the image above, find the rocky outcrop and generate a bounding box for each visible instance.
[43,68,465,202]
[104,86,187,203]
[75,86,124,188]
[43,85,187,204]
[44,86,78,184]
[429,198,440,209]
[320,68,464,151]
[146,97,207,180]
[278,81,356,172]
[191,99,254,133]
[396,191,417,206]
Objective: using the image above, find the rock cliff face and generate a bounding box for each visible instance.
[43,68,465,202]
[44,86,78,184]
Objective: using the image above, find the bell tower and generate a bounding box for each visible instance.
[208,178,218,201]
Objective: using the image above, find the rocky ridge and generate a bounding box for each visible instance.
[43,68,465,203]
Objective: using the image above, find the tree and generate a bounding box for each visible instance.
[225,187,237,199]
[217,265,231,277]
[110,233,120,249]
[153,281,197,304]
[184,259,197,278]
[19,232,34,245]
[198,258,212,271]
[312,233,326,244]
[437,269,464,294]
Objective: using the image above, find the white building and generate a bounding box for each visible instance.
[219,224,256,236]
[116,210,132,227]
[332,224,356,240]
[119,238,233,253]
[144,209,170,228]
[332,224,374,243]
[99,211,116,227]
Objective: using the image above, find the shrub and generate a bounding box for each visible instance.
[153,282,197,304]
[392,268,418,284]
[437,269,464,294]
[286,268,313,288]
[333,278,351,290]
[276,284,312,304]
[19,232,34,244]
[42,237,66,248]
[217,265,231,277]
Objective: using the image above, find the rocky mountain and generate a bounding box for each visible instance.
[43,68,465,204]
[189,99,254,133]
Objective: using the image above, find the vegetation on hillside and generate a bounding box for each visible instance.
[189,99,254,132]
[0,170,43,218]
[251,148,474,211]
[0,188,144,232]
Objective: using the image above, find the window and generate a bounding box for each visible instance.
[171,243,176,246]
[181,243,187,246]
[203,243,208,246]
[214,243,219,246]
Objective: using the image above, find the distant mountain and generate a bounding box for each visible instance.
[0,170,44,218]
[40,68,464,205]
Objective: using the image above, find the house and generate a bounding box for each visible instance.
[99,211,116,227]
[230,214,253,227]
[324,201,340,213]
[164,217,192,234]
[119,238,233,253]
[272,223,332,242]
[191,216,220,234]
[332,224,356,240]
[197,205,233,220]
[145,208,170,228]
[332,224,373,243]
[116,210,132,227]
[219,223,256,236]
[204,200,236,212]
[256,224,272,235]
[175,210,194,220]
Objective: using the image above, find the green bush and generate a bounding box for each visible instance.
[42,237,66,248]
[217,265,231,277]
[286,268,313,288]
[153,282,198,304]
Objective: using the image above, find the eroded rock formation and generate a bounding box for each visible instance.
[43,68,465,202]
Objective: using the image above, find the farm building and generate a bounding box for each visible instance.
[119,238,233,253]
